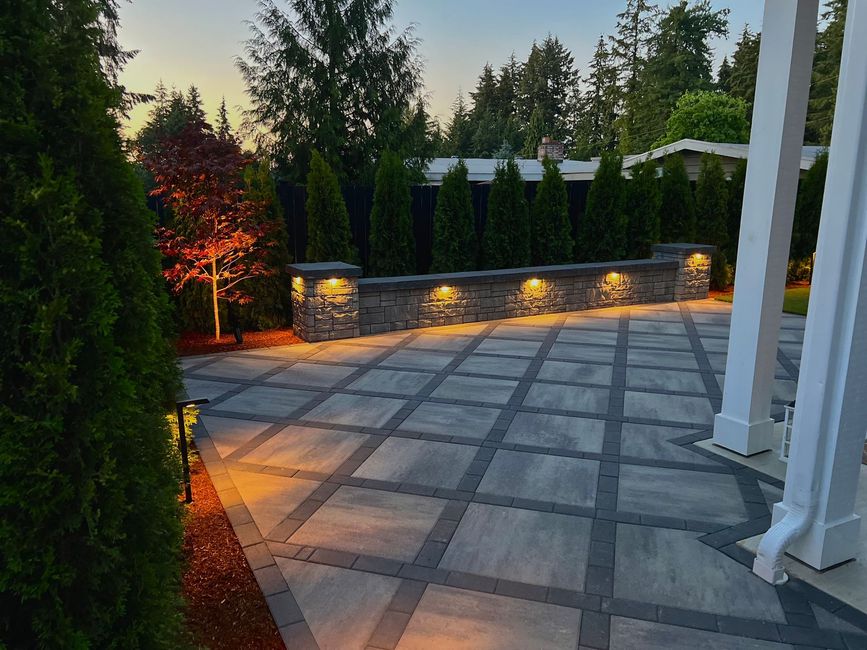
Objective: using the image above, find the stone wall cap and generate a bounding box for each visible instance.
[358,258,677,292]
[287,261,362,278]
[651,243,716,254]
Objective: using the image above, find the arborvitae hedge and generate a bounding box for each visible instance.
[368,150,416,276]
[240,157,292,329]
[660,154,696,242]
[791,150,829,260]
[726,158,747,264]
[577,151,627,262]
[430,160,477,273]
[483,158,531,269]
[305,149,357,263]
[0,1,183,646]
[625,159,661,259]
[531,157,573,265]
[695,153,730,289]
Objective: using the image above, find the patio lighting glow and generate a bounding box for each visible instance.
[692,253,705,261]
[529,278,541,288]
[294,276,302,283]
[606,272,622,285]
[438,285,452,295]
[328,277,339,287]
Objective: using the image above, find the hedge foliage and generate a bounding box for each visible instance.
[791,150,829,260]
[368,150,416,276]
[531,157,573,265]
[483,158,531,269]
[577,151,627,262]
[660,154,696,242]
[695,153,730,289]
[625,159,661,259]
[305,149,357,263]
[0,1,183,646]
[430,160,477,273]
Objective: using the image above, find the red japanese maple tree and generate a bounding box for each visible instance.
[146,119,273,340]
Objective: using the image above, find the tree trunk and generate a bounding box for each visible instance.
[211,260,220,341]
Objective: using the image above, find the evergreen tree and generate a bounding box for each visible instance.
[726,158,747,264]
[791,151,829,259]
[368,151,416,276]
[444,92,474,157]
[531,157,574,264]
[807,0,847,144]
[659,153,696,241]
[716,55,732,93]
[574,36,621,156]
[216,96,233,141]
[397,99,441,182]
[430,161,477,273]
[240,156,293,329]
[519,36,578,140]
[655,90,749,146]
[577,151,627,262]
[694,153,730,288]
[135,82,200,161]
[185,84,206,122]
[626,0,729,151]
[305,150,356,262]
[238,0,421,182]
[494,54,523,122]
[625,159,661,258]
[1,1,182,645]
[483,158,531,269]
[523,108,549,158]
[728,26,761,116]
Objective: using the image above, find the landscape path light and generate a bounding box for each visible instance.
[175,397,209,503]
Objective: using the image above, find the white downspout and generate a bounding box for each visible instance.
[753,0,867,584]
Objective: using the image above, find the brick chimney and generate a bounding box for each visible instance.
[537,136,564,162]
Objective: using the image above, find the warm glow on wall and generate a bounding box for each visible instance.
[294,276,303,283]
[438,285,452,295]
[328,277,339,287]
[529,278,541,288]
[607,271,622,285]
[692,253,704,261]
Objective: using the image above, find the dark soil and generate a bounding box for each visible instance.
[178,329,302,357]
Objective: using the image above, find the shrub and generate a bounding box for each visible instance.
[368,150,416,276]
[660,154,696,242]
[305,150,357,262]
[625,159,661,258]
[655,90,750,146]
[726,158,747,264]
[483,158,531,269]
[791,150,829,260]
[0,1,183,645]
[695,153,730,289]
[430,160,477,273]
[577,151,627,262]
[531,157,573,265]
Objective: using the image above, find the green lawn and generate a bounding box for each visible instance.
[716,286,810,316]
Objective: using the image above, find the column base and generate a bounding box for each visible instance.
[771,503,862,570]
[712,413,775,456]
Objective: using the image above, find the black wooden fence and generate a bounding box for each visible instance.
[279,180,591,275]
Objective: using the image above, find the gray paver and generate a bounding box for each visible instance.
[197,356,281,380]
[439,503,593,589]
[289,486,444,561]
[379,349,456,371]
[397,402,501,439]
[477,450,599,506]
[456,354,531,378]
[431,375,518,404]
[503,412,605,453]
[537,360,613,385]
[266,362,357,387]
[406,333,474,352]
[624,390,714,424]
[609,617,792,650]
[614,525,787,622]
[307,344,385,364]
[241,425,369,473]
[396,585,581,650]
[277,558,400,650]
[524,382,610,414]
[549,342,617,363]
[618,464,747,524]
[627,349,699,369]
[200,415,274,457]
[628,320,688,336]
[229,469,321,538]
[301,393,406,428]
[557,329,619,346]
[352,438,477,488]
[626,368,707,393]
[620,423,717,466]
[474,338,543,357]
[489,324,551,340]
[348,368,436,395]
[629,333,693,350]
[218,385,319,418]
[183,377,241,401]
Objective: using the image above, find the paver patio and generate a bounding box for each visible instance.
[184,300,867,649]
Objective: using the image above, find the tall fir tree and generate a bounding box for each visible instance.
[430,161,477,273]
[659,153,696,241]
[368,151,416,276]
[574,36,621,157]
[716,55,732,93]
[807,0,847,144]
[522,108,549,158]
[518,36,578,141]
[726,158,747,264]
[791,151,829,259]
[1,0,183,645]
[444,91,474,157]
[483,158,531,269]
[576,151,627,262]
[216,96,233,141]
[728,26,761,118]
[531,157,574,265]
[625,0,729,151]
[694,153,730,288]
[625,159,662,258]
[305,150,357,262]
[185,84,206,123]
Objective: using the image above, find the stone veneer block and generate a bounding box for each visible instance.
[288,262,362,343]
[651,243,715,301]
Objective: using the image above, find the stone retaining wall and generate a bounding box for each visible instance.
[288,243,714,341]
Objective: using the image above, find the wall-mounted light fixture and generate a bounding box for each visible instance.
[293,276,303,284]
[328,277,340,287]
[692,253,705,262]
[606,271,622,285]
[529,278,541,288]
[438,285,452,295]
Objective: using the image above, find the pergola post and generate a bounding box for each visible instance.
[758,0,867,573]
[713,0,819,456]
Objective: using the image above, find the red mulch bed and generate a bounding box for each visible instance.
[182,458,284,649]
[178,328,302,357]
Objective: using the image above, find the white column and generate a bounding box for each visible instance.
[767,0,867,570]
[713,0,819,456]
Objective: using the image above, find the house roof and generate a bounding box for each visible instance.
[424,157,598,183]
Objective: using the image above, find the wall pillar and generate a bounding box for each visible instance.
[651,243,715,301]
[766,0,867,570]
[287,262,361,342]
[713,0,819,456]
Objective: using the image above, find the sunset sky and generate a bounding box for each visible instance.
[116,0,766,140]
